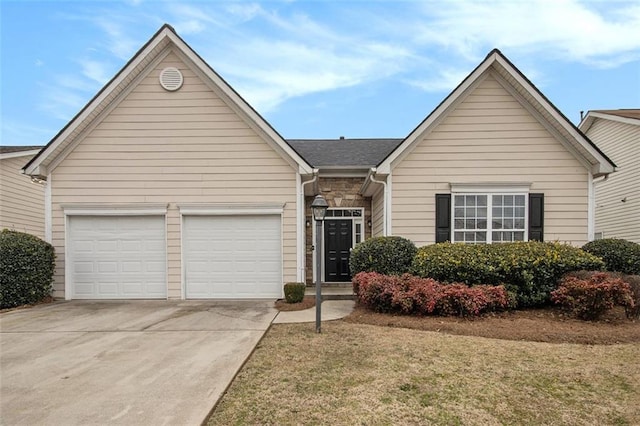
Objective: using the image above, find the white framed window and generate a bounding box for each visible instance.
[452,193,527,244]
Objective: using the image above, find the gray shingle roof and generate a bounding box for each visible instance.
[0,146,43,154]
[287,138,403,168]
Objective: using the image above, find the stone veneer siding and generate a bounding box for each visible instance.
[305,177,372,285]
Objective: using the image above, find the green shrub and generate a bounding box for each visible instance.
[352,272,510,317]
[283,282,306,303]
[552,272,634,320]
[0,230,55,309]
[349,236,417,276]
[582,238,640,275]
[412,242,604,308]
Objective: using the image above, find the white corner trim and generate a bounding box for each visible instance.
[44,174,52,243]
[450,182,532,193]
[61,204,168,215]
[178,203,284,216]
[588,171,595,242]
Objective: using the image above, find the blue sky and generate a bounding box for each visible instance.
[1,0,639,146]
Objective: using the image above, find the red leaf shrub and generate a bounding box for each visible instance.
[352,272,510,317]
[551,272,634,320]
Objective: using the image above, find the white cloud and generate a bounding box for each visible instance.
[413,0,640,67]
[94,19,139,60]
[78,59,112,85]
[1,118,57,146]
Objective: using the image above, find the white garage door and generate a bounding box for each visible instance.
[68,216,166,299]
[183,215,281,298]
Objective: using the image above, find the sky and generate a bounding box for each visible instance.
[1,0,640,147]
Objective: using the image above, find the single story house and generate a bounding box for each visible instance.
[579,109,639,243]
[23,24,615,300]
[1,146,45,238]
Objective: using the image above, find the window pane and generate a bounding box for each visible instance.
[514,218,525,229]
[353,210,362,217]
[455,207,464,218]
[492,195,502,205]
[477,207,487,218]
[515,207,525,217]
[466,219,475,229]
[468,197,476,206]
[476,232,486,242]
[504,219,513,229]
[477,219,487,229]
[477,196,487,207]
[454,232,464,241]
[514,231,524,241]
[455,195,464,205]
[505,207,514,217]
[454,219,464,228]
[493,206,502,217]
[493,220,503,230]
[466,207,475,217]
[515,195,525,206]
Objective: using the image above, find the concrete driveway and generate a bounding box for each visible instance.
[0,300,278,425]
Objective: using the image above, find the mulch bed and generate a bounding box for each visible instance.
[274,296,316,311]
[344,305,640,345]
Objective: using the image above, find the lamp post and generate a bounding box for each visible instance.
[311,194,328,333]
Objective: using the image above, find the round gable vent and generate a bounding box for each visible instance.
[159,67,183,91]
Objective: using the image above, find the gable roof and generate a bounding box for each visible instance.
[288,138,403,168]
[0,146,43,160]
[377,49,616,178]
[579,109,640,132]
[23,24,313,177]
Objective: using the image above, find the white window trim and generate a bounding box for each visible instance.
[451,192,529,244]
[450,182,532,193]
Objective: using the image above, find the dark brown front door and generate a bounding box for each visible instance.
[324,219,353,282]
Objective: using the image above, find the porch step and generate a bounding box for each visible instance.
[305,283,355,301]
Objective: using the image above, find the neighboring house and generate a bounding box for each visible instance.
[579,110,640,243]
[24,24,615,300]
[0,146,45,238]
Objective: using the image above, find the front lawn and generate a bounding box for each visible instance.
[208,321,639,425]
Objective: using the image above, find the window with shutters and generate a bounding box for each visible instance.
[452,193,527,244]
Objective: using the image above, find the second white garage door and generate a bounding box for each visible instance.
[183,215,282,298]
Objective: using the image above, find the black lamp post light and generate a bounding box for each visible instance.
[311,194,328,333]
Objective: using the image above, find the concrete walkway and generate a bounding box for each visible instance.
[273,300,355,324]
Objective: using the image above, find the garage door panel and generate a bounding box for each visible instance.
[69,216,167,299]
[184,215,281,299]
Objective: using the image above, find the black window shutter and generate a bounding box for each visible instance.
[435,194,451,243]
[529,193,544,241]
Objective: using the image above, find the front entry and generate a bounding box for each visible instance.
[324,219,353,282]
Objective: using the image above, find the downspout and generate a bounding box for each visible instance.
[369,168,388,236]
[299,170,318,282]
[588,171,595,242]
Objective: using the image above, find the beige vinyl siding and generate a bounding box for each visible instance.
[587,119,640,243]
[391,74,589,247]
[371,186,385,237]
[50,51,298,298]
[0,155,45,238]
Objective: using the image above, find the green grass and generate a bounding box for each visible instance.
[208,321,640,425]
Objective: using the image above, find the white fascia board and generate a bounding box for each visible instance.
[377,52,498,174]
[178,203,285,215]
[0,149,41,160]
[493,55,615,175]
[583,111,640,128]
[168,33,313,175]
[23,28,172,177]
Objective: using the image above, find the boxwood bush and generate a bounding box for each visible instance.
[349,236,417,276]
[582,238,640,275]
[412,241,604,307]
[0,230,55,309]
[283,282,306,303]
